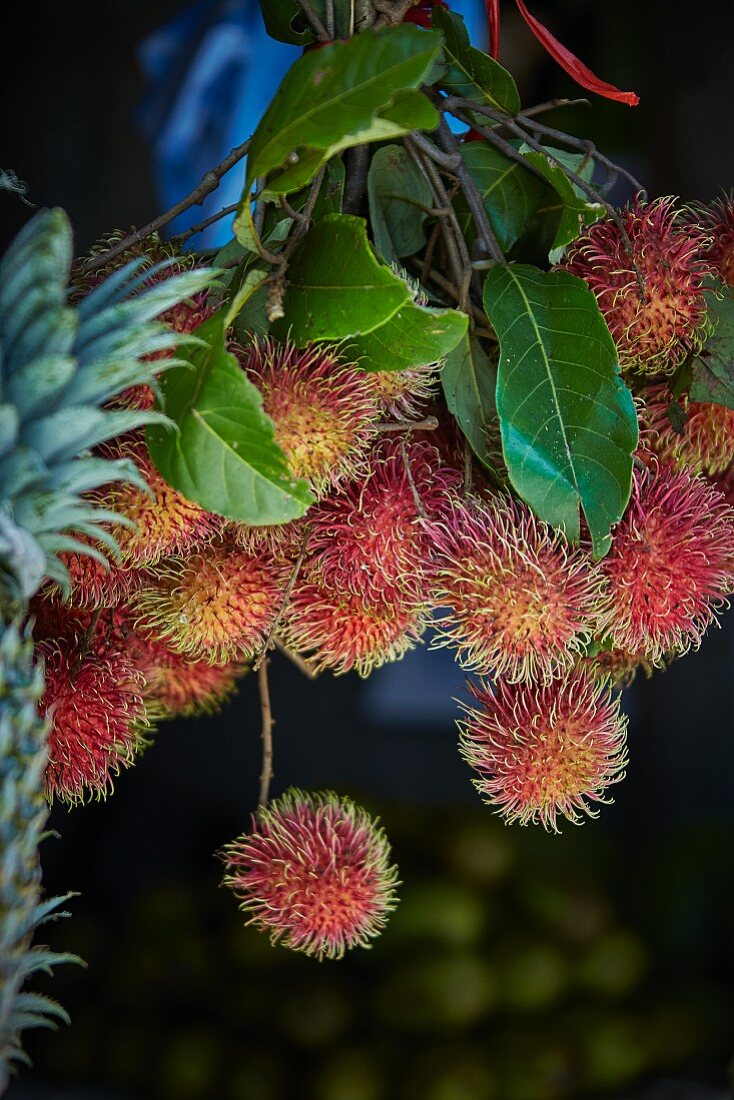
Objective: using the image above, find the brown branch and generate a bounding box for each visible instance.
[257,660,274,807]
[169,203,239,246]
[274,637,318,680]
[296,0,329,39]
[435,116,503,263]
[376,415,439,432]
[80,139,251,276]
[400,437,426,520]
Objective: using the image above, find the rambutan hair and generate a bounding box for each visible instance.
[638,384,734,476]
[366,363,438,421]
[133,539,288,664]
[430,494,605,683]
[691,192,734,286]
[600,463,734,664]
[54,536,147,609]
[237,337,379,494]
[560,197,713,376]
[125,630,244,719]
[307,437,460,605]
[459,669,628,832]
[222,788,399,960]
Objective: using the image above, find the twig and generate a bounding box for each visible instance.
[521,97,590,118]
[463,442,474,496]
[169,203,239,246]
[435,117,503,263]
[70,608,102,679]
[80,139,251,275]
[296,0,330,39]
[257,660,274,807]
[274,637,318,680]
[325,0,335,37]
[376,416,439,432]
[254,527,311,670]
[519,116,647,196]
[408,259,495,335]
[343,146,370,214]
[400,437,427,520]
[408,131,461,171]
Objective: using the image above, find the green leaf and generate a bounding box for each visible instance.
[231,264,271,342]
[349,300,468,372]
[275,213,411,344]
[520,148,603,262]
[442,331,499,471]
[258,0,354,44]
[689,284,734,408]
[245,25,441,195]
[147,314,314,523]
[457,143,547,253]
[484,264,637,556]
[367,144,433,264]
[432,7,520,117]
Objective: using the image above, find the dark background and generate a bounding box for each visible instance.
[3,2,734,1098]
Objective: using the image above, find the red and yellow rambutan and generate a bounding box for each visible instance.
[692,192,734,286]
[99,435,222,566]
[230,517,308,560]
[133,539,288,664]
[237,338,379,494]
[638,384,734,476]
[459,669,628,832]
[56,535,148,609]
[430,495,605,684]
[281,570,426,677]
[580,644,655,688]
[124,629,244,719]
[366,363,438,421]
[222,788,399,960]
[600,463,734,664]
[560,197,713,375]
[37,636,148,805]
[307,438,460,605]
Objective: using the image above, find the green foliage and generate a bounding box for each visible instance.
[245,24,441,196]
[484,264,638,556]
[457,143,547,254]
[441,331,499,472]
[367,144,433,264]
[147,314,314,523]
[0,622,79,1088]
[519,149,603,262]
[348,300,467,373]
[431,7,520,117]
[689,283,734,408]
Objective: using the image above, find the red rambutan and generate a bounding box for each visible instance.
[38,637,148,804]
[560,197,713,375]
[230,517,308,560]
[222,788,399,960]
[600,463,734,663]
[693,193,734,286]
[367,363,438,421]
[430,495,605,683]
[459,670,628,832]
[237,338,379,494]
[133,540,288,664]
[56,535,148,609]
[638,384,734,476]
[307,438,460,605]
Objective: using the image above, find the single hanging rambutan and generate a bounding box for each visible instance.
[600,464,734,664]
[430,495,605,684]
[638,383,734,476]
[307,438,460,605]
[281,570,426,677]
[237,338,379,494]
[459,669,628,832]
[221,788,399,960]
[37,636,148,804]
[692,192,734,286]
[133,539,288,664]
[99,434,222,566]
[559,197,713,375]
[366,363,438,421]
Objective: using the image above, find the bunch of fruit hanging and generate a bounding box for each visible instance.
[2,0,734,1074]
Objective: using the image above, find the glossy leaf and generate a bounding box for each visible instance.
[349,300,468,372]
[432,7,520,117]
[147,314,313,523]
[484,264,637,556]
[690,284,734,408]
[521,148,603,262]
[246,25,441,195]
[442,330,499,471]
[368,144,433,263]
[258,0,354,44]
[458,143,546,253]
[275,213,411,344]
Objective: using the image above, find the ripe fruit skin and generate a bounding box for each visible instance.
[367,363,437,421]
[639,384,734,477]
[459,670,628,832]
[560,197,713,375]
[238,338,379,494]
[430,495,605,684]
[693,193,734,286]
[133,540,288,664]
[600,464,734,664]
[125,631,244,719]
[57,538,147,609]
[222,788,399,960]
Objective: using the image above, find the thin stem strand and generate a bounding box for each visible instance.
[257,660,274,807]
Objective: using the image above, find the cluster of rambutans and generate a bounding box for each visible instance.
[30,194,734,958]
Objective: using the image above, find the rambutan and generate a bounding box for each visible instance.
[692,192,734,286]
[366,363,438,421]
[222,788,399,960]
[711,463,734,508]
[99,434,221,566]
[638,383,734,476]
[125,630,244,719]
[560,197,713,375]
[237,338,379,494]
[230,517,308,560]
[133,539,288,664]
[38,636,148,804]
[581,644,654,688]
[55,535,147,609]
[430,495,605,684]
[458,669,628,832]
[281,571,426,677]
[307,438,460,605]
[600,463,734,664]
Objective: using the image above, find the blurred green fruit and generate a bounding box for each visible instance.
[376,953,497,1030]
[445,822,514,883]
[576,931,648,997]
[500,943,568,1010]
[314,1048,383,1100]
[385,880,485,947]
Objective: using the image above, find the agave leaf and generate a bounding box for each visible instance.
[22,406,168,463]
[0,209,71,320]
[5,356,77,420]
[50,455,148,496]
[0,406,19,457]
